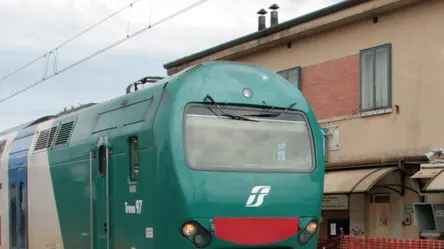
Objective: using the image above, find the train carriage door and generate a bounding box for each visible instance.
[91,139,112,249]
[9,168,27,249]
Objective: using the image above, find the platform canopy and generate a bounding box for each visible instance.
[323,166,398,194]
[411,168,443,179]
[421,170,444,192]
[409,161,444,192]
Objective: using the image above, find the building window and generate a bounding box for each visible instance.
[277,66,301,89]
[360,44,392,112]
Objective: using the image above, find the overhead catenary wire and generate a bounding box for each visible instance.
[0,0,212,104]
[0,0,144,84]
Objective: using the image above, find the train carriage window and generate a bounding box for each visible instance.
[129,136,140,182]
[10,183,17,247]
[19,182,26,248]
[98,145,107,176]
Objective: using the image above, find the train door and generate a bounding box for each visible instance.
[108,135,154,249]
[92,142,111,249]
[9,168,27,249]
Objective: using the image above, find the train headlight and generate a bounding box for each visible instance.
[298,219,319,245]
[305,221,318,234]
[181,220,212,248]
[182,223,197,237]
[242,88,253,98]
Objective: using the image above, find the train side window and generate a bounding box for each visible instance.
[129,136,140,182]
[10,183,17,247]
[19,182,26,247]
[98,145,107,176]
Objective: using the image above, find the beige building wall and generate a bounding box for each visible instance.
[232,0,444,165]
[349,194,366,235]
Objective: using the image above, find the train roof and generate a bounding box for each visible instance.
[0,103,99,137]
[0,121,30,138]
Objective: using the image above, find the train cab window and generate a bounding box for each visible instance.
[129,136,140,182]
[98,145,107,176]
[184,104,315,172]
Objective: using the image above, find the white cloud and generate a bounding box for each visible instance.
[0,0,342,131]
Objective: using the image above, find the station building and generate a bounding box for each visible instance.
[164,0,444,240]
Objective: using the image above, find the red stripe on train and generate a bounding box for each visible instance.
[213,217,299,245]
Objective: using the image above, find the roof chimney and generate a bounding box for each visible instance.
[257,8,267,31]
[269,4,279,27]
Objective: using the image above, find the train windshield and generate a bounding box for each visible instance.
[184,104,315,172]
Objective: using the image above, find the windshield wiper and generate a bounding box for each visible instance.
[244,102,297,118]
[219,113,258,121]
[204,95,258,122]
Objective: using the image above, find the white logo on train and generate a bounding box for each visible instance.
[245,186,271,207]
[125,200,143,214]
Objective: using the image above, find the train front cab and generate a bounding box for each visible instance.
[159,62,325,249]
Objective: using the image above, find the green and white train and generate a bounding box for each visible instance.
[0,61,325,249]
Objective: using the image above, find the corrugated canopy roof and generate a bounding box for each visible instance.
[324,166,398,194]
[420,168,444,192]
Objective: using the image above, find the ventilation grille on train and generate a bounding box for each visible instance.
[175,64,203,80]
[34,125,59,151]
[0,140,6,157]
[54,121,75,146]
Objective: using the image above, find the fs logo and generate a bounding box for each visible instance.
[245,186,271,207]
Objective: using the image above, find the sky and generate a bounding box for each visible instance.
[0,0,342,131]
